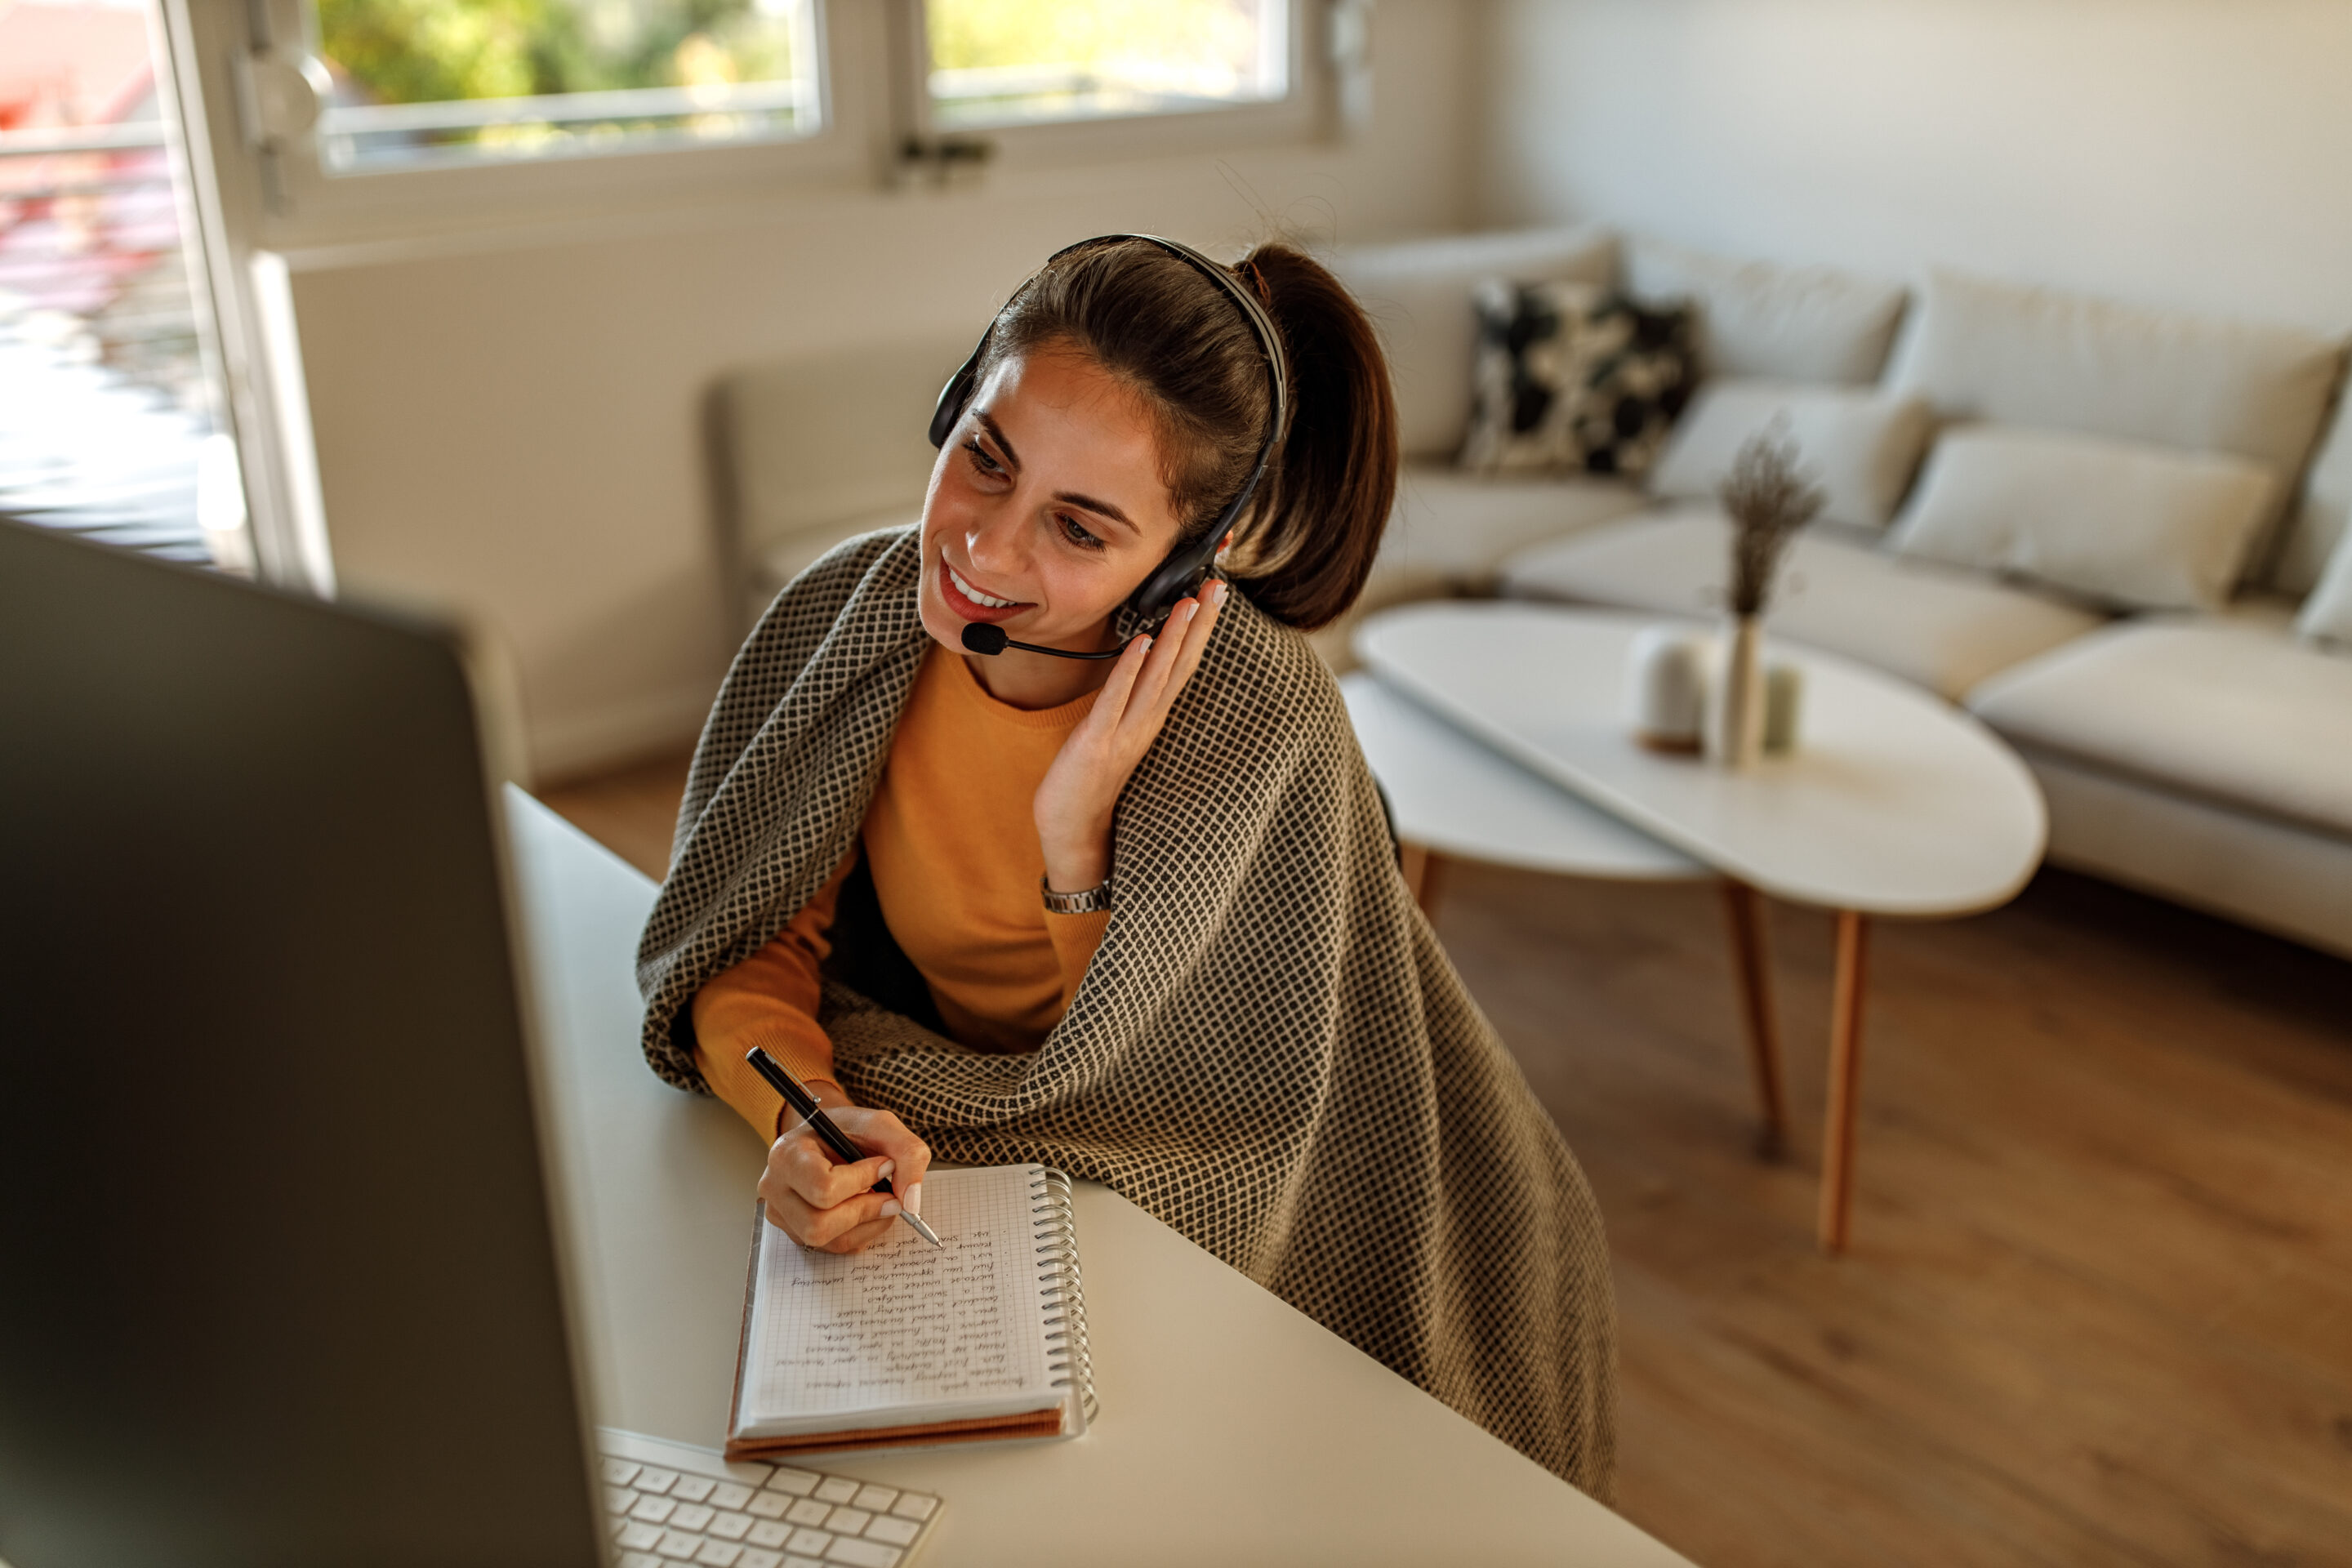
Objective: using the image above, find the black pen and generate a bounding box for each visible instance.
[744,1047,943,1249]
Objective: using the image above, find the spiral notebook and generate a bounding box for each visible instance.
[724,1164,1098,1460]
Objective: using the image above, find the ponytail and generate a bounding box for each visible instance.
[980,238,1400,634]
[1224,244,1399,631]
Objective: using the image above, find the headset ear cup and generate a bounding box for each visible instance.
[929,340,988,449]
[1126,529,1224,622]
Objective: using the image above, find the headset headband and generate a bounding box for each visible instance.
[927,234,1290,623]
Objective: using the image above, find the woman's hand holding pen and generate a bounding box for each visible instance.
[759,1087,933,1254]
[1032,581,1227,893]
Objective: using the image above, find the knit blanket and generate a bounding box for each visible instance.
[636,526,1617,1494]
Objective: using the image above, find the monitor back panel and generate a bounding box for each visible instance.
[0,522,603,1568]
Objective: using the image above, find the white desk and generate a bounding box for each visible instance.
[503,791,1694,1568]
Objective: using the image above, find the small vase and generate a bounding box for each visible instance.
[1707,613,1766,770]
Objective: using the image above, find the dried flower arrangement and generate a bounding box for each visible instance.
[1721,427,1826,617]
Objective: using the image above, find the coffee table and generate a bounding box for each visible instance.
[1354,602,2047,1252]
[1343,675,1807,1164]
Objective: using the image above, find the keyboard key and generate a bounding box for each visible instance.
[746,1493,791,1519]
[888,1494,937,1521]
[695,1543,744,1567]
[850,1486,897,1512]
[813,1477,860,1505]
[619,1553,662,1568]
[737,1552,782,1568]
[865,1517,920,1548]
[603,1459,644,1486]
[608,1485,639,1513]
[782,1558,823,1568]
[630,1496,679,1525]
[672,1476,717,1503]
[765,1468,821,1497]
[786,1528,834,1556]
[823,1507,871,1535]
[785,1499,832,1527]
[658,1527,704,1557]
[823,1539,902,1568]
[710,1510,754,1540]
[637,1468,681,1495]
[747,1521,792,1548]
[711,1482,755,1510]
[617,1521,666,1551]
[673,1504,716,1532]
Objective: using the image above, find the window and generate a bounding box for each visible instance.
[924,0,1288,131]
[309,0,824,171]
[200,0,1325,242]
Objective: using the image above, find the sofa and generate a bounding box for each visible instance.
[1322,227,2352,960]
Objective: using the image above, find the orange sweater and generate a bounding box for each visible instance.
[691,644,1114,1137]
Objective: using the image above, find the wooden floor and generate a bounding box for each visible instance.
[543,751,2352,1568]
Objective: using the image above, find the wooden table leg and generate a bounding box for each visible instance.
[1819,909,1871,1254]
[1718,879,1788,1159]
[1400,843,1449,918]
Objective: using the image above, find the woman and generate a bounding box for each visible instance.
[635,235,1616,1496]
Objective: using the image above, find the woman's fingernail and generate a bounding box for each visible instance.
[1141,636,1154,651]
[906,1183,923,1218]
[878,1160,895,1183]
[880,1199,902,1218]
[1209,581,1228,605]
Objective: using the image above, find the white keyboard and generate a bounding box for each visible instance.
[597,1428,942,1568]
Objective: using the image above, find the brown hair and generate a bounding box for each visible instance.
[980,238,1398,632]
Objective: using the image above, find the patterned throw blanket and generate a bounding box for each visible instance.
[636,526,1617,1495]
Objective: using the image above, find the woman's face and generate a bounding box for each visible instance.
[918,345,1188,656]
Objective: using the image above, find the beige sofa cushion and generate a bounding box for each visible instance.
[1887,426,2277,612]
[2295,528,2352,648]
[1967,620,2352,837]
[1371,462,1650,599]
[2270,385,2352,595]
[1499,504,2105,699]
[1649,379,1932,529]
[1325,227,1619,460]
[1886,270,2345,534]
[1315,464,1649,673]
[1623,237,1908,385]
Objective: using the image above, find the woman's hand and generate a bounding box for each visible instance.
[758,1096,933,1254]
[1033,581,1227,893]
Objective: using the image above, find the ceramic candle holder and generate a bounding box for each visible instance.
[1764,661,1803,754]
[1626,625,1708,752]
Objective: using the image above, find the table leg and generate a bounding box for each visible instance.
[1819,910,1870,1254]
[1717,880,1788,1159]
[1399,843,1449,918]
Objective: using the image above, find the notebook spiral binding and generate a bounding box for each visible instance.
[1031,1166,1098,1428]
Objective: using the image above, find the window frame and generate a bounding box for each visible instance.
[195,0,1331,250]
[216,0,880,249]
[897,0,1324,172]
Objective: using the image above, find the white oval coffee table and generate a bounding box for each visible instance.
[1355,602,2047,1251]
[1342,675,1807,1165]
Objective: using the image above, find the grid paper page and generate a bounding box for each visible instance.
[744,1164,1056,1424]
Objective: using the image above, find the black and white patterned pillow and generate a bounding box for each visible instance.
[1459,278,1698,478]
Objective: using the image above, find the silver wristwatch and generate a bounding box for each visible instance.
[1040,875,1112,915]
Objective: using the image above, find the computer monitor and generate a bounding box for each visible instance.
[0,520,604,1566]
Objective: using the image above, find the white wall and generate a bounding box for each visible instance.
[290,0,1482,780]
[1483,0,2352,336]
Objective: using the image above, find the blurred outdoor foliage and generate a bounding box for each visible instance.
[314,0,1264,104]
[928,0,1261,80]
[315,0,795,103]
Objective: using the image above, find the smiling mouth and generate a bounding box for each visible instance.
[939,558,1032,621]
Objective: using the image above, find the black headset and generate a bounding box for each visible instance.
[928,234,1290,637]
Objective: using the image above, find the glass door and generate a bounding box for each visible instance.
[0,0,252,573]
